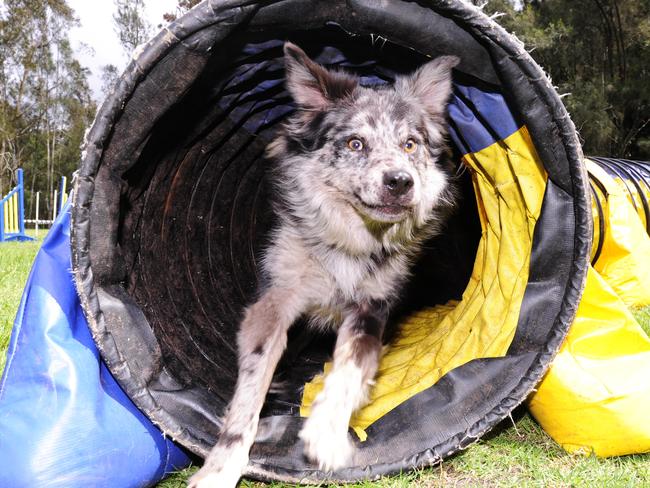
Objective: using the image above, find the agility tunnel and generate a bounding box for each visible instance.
[1,1,650,486]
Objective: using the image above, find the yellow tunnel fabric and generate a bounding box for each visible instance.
[587,159,650,307]
[301,126,547,440]
[613,176,648,231]
[527,159,650,457]
[528,266,650,457]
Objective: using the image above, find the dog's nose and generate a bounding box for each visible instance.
[383,170,414,197]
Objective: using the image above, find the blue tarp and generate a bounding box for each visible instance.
[0,204,190,488]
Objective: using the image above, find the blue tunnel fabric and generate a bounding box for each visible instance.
[217,39,522,156]
[448,84,522,155]
[0,204,190,488]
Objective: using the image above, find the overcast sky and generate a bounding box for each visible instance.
[67,0,179,102]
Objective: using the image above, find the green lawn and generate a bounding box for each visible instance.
[0,233,41,373]
[1,233,649,487]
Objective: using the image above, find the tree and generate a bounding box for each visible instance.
[162,0,201,23]
[101,63,119,97]
[0,0,95,216]
[113,0,151,56]
[483,0,650,159]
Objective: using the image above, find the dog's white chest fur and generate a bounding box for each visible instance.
[264,226,407,327]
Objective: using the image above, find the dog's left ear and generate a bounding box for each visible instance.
[284,42,358,111]
[397,55,460,117]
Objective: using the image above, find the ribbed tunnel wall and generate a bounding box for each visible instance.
[118,30,482,413]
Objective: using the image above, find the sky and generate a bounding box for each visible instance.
[67,0,179,102]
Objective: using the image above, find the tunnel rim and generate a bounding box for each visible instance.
[70,0,591,482]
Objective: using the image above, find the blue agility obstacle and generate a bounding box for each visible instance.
[0,203,191,487]
[0,168,35,242]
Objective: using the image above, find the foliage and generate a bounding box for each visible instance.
[113,0,151,55]
[99,0,152,99]
[101,63,119,97]
[162,0,202,23]
[0,0,95,218]
[480,0,650,159]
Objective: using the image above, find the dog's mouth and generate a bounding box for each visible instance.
[353,193,411,223]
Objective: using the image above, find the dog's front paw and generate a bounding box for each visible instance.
[188,468,239,488]
[188,444,247,488]
[299,410,353,471]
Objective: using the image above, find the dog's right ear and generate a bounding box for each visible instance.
[396,55,460,119]
[284,42,358,111]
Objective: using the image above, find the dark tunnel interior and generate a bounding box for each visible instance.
[116,27,482,417]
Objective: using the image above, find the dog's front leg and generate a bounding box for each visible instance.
[299,300,388,470]
[189,288,304,488]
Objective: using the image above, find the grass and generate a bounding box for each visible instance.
[636,306,650,336]
[1,233,649,487]
[0,231,41,373]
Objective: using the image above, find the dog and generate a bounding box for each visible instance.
[189,42,459,488]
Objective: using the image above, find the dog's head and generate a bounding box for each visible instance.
[270,42,458,232]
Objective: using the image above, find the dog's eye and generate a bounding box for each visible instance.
[403,139,418,154]
[347,138,364,151]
